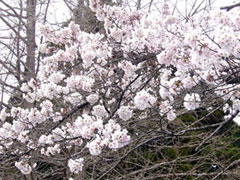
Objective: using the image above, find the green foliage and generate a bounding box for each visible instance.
[179,113,196,124]
[80,108,240,179]
[162,148,177,160]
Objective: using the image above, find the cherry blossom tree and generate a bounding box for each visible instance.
[1,0,240,179]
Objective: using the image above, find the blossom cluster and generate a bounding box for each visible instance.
[184,93,201,111]
[68,158,84,174]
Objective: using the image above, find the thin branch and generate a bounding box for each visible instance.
[48,102,90,134]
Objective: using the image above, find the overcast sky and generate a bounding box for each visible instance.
[48,0,239,25]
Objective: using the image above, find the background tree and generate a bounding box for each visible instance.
[0,0,52,109]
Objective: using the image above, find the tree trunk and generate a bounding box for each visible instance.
[73,0,113,33]
[25,0,36,81]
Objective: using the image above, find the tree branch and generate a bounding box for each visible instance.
[220,2,240,11]
[48,102,90,134]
